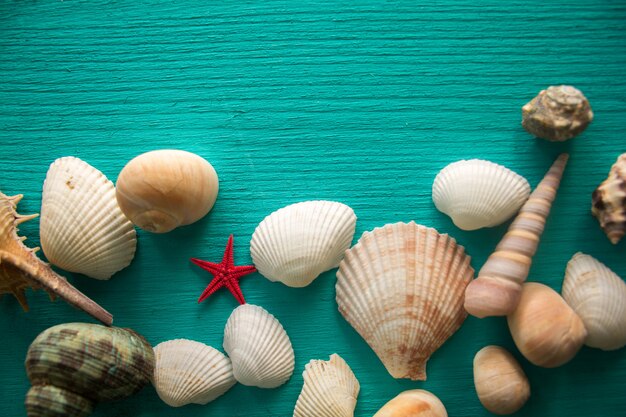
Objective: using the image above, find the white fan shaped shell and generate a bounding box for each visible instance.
[250,201,356,287]
[293,354,360,417]
[40,157,136,279]
[223,304,295,388]
[432,159,531,230]
[562,253,626,351]
[152,339,236,407]
[336,222,474,381]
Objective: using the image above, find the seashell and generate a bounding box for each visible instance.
[116,150,219,233]
[40,157,137,280]
[592,153,626,244]
[293,354,360,417]
[223,304,295,388]
[432,159,530,231]
[336,222,474,381]
[507,283,587,367]
[464,153,569,318]
[152,339,236,407]
[562,253,626,350]
[251,201,356,287]
[373,389,447,417]
[25,323,154,417]
[0,192,112,325]
[522,85,593,142]
[473,346,530,415]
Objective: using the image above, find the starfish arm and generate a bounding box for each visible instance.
[190,258,223,275]
[198,279,225,303]
[224,279,246,305]
[231,265,257,278]
[222,234,235,267]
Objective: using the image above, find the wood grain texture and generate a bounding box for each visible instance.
[1,1,625,416]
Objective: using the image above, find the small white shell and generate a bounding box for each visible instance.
[251,201,356,287]
[432,160,530,230]
[152,339,236,407]
[40,157,137,280]
[562,253,626,351]
[223,304,295,388]
[293,354,360,417]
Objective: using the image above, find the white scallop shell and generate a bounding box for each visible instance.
[250,201,356,287]
[432,159,531,230]
[152,339,236,407]
[336,222,474,381]
[562,253,626,351]
[293,354,360,417]
[40,157,136,280]
[223,304,295,388]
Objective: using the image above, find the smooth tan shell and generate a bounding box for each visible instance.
[473,346,530,415]
[40,157,137,280]
[373,389,447,417]
[0,192,112,325]
[223,304,295,388]
[507,282,587,367]
[562,253,626,351]
[432,159,530,230]
[251,200,356,287]
[152,339,236,407]
[293,354,360,417]
[116,150,219,233]
[592,153,626,244]
[336,222,474,381]
[464,154,569,318]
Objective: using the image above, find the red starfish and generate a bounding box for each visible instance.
[190,235,257,304]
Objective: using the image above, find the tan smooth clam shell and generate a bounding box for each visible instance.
[473,346,530,415]
[507,282,587,368]
[373,390,447,417]
[116,150,219,233]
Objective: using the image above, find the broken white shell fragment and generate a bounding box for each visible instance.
[152,339,236,407]
[293,354,360,417]
[562,253,626,351]
[223,304,295,388]
[432,159,530,231]
[251,200,356,287]
[40,157,137,280]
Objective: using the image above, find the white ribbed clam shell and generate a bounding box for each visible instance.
[250,201,356,287]
[432,159,530,230]
[40,157,136,280]
[562,253,626,351]
[223,304,295,388]
[293,354,360,417]
[336,222,474,381]
[152,339,236,407]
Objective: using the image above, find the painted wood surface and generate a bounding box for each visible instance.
[1,1,625,416]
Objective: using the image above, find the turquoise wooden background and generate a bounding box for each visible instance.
[1,1,625,416]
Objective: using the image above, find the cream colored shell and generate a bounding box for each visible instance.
[293,354,359,417]
[432,159,530,231]
[336,222,474,381]
[116,150,219,233]
[373,389,447,417]
[40,157,137,280]
[152,339,236,407]
[473,346,530,415]
[223,304,295,388]
[507,282,587,367]
[251,201,356,287]
[562,253,626,351]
